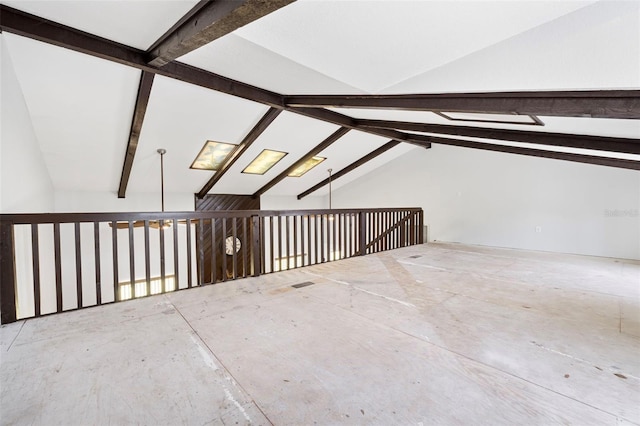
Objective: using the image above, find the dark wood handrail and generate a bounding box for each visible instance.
[0,207,422,224]
[0,208,424,324]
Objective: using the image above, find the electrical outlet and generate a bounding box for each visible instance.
[535,226,542,233]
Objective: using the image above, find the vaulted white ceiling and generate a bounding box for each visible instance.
[1,0,638,204]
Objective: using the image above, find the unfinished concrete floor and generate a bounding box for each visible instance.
[1,242,639,425]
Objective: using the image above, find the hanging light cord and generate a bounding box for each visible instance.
[157,149,166,212]
[328,168,333,210]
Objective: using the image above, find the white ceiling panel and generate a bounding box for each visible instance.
[211,111,340,195]
[234,0,594,93]
[3,33,141,192]
[127,75,270,195]
[0,0,199,50]
[384,0,640,94]
[179,34,365,94]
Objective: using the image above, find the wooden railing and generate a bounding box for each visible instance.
[0,208,423,324]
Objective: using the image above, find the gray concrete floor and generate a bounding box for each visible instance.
[1,242,639,425]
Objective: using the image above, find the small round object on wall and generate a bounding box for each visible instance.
[225,236,241,255]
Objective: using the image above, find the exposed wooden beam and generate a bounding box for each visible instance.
[285,91,640,119]
[0,6,434,150]
[411,135,640,171]
[197,107,282,198]
[297,141,400,199]
[6,5,632,173]
[0,4,283,107]
[147,0,295,67]
[358,119,640,155]
[289,107,432,149]
[117,71,155,198]
[253,127,350,198]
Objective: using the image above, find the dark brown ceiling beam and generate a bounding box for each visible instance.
[285,91,640,119]
[197,107,282,198]
[147,0,295,67]
[0,5,432,149]
[297,141,401,199]
[253,127,350,198]
[0,4,283,107]
[409,135,640,171]
[357,119,640,155]
[289,107,431,149]
[117,71,155,198]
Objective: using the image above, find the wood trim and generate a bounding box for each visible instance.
[285,91,640,119]
[197,108,282,198]
[417,135,640,170]
[358,119,640,155]
[118,71,155,198]
[297,141,401,199]
[252,127,350,197]
[147,0,295,67]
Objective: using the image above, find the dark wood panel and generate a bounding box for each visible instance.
[195,195,260,283]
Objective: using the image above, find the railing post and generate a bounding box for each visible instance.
[251,215,262,276]
[400,211,407,247]
[0,221,17,324]
[358,211,366,256]
[419,209,424,244]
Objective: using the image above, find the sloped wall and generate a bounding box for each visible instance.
[0,36,54,213]
[331,145,640,260]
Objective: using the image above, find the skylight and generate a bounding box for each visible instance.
[288,156,326,177]
[436,112,543,126]
[190,141,237,171]
[242,149,288,175]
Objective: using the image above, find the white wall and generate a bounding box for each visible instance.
[331,145,640,260]
[0,36,54,213]
[54,190,195,212]
[261,194,327,211]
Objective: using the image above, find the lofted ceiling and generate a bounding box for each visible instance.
[1,0,638,205]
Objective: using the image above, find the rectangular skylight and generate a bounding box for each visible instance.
[437,112,543,126]
[242,149,288,175]
[288,156,326,177]
[190,140,237,171]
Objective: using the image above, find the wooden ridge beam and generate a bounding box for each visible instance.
[285,91,640,119]
[147,0,295,67]
[197,107,282,198]
[357,119,640,155]
[297,141,400,199]
[253,127,350,198]
[118,71,155,198]
[412,135,640,171]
